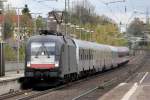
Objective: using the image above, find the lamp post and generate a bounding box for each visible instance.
[61,22,65,34]
[75,25,79,38]
[86,30,90,41]
[17,8,21,74]
[0,0,7,41]
[90,31,94,41]
[66,22,71,36]
[80,28,84,40]
[70,24,75,35]
[15,7,23,74]
[0,9,2,41]
[76,26,80,39]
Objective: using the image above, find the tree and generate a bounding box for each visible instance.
[22,4,31,18]
[36,15,45,31]
[70,1,96,25]
[59,0,123,45]
[3,12,14,39]
[127,18,145,36]
[21,4,33,36]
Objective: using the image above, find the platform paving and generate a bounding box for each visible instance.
[0,71,24,95]
[99,72,150,100]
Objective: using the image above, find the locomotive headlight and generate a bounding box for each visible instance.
[55,61,59,67]
[27,61,31,67]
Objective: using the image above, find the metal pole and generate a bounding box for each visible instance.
[1,0,7,41]
[17,8,20,74]
[1,43,2,76]
[80,29,82,40]
[33,14,37,35]
[65,0,67,36]
[90,31,91,41]
[34,15,36,34]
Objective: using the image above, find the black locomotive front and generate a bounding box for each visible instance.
[25,35,64,80]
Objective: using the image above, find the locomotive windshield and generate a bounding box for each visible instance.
[31,42,55,57]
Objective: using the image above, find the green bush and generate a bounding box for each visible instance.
[5,44,25,61]
[5,44,17,61]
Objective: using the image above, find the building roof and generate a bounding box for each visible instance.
[0,15,33,27]
[0,15,23,24]
[0,15,34,24]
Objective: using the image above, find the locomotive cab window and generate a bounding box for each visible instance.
[31,42,56,57]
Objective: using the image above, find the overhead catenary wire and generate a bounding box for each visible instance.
[101,1,121,25]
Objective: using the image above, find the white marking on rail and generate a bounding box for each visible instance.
[116,83,127,88]
[139,72,148,84]
[121,82,138,100]
[113,83,127,90]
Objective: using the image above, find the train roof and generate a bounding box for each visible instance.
[27,35,129,52]
[28,35,63,42]
[108,46,118,52]
[73,39,111,51]
[27,35,76,47]
[117,46,129,52]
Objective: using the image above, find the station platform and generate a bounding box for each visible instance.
[0,71,24,95]
[100,72,150,100]
[1,70,24,81]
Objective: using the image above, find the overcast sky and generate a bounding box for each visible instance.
[6,0,150,29]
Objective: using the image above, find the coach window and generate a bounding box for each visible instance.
[85,50,86,60]
[83,49,85,60]
[89,50,91,60]
[85,49,87,60]
[79,49,80,60]
[87,50,90,60]
[92,50,94,60]
[85,49,86,60]
[82,49,84,60]
[84,50,86,60]
[89,50,90,60]
[86,50,87,60]
[81,49,82,60]
[81,49,83,60]
[79,49,81,60]
[80,49,82,60]
[92,50,93,60]
[90,50,91,60]
[81,50,82,60]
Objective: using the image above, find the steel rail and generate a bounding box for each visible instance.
[0,89,32,100]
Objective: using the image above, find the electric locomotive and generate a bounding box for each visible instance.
[23,30,130,86]
[24,31,77,84]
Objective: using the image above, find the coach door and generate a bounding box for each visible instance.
[61,44,69,75]
[68,45,77,73]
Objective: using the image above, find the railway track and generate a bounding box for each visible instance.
[0,89,32,100]
[0,51,146,100]
[71,78,117,100]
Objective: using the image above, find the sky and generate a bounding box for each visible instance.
[5,0,150,31]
